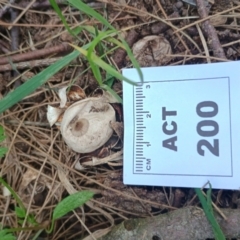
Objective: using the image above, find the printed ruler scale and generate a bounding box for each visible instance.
[123,61,240,190]
[134,85,150,173]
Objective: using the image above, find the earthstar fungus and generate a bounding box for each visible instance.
[60,97,116,153]
[47,85,117,154]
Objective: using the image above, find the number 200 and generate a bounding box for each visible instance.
[196,101,219,156]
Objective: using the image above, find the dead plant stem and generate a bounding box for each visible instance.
[8,0,36,30]
[196,0,226,59]
[0,58,63,72]
[174,4,240,34]
[0,43,71,65]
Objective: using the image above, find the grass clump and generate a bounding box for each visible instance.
[0,0,143,114]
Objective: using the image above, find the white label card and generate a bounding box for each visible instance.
[123,61,240,189]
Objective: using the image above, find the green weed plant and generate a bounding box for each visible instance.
[0,0,143,113]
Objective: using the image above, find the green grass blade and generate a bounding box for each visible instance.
[31,230,43,240]
[70,44,138,85]
[49,0,73,35]
[67,0,143,83]
[206,184,225,239]
[104,73,115,88]
[88,61,103,86]
[207,184,213,215]
[195,186,225,240]
[108,37,143,82]
[67,0,114,30]
[101,84,122,103]
[0,177,25,210]
[86,29,116,86]
[79,25,144,83]
[94,27,106,61]
[49,0,83,40]
[0,50,79,114]
[86,27,143,83]
[87,29,115,60]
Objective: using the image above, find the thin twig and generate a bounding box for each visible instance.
[8,0,36,30]
[155,0,167,18]
[151,11,180,34]
[196,23,210,63]
[4,120,50,127]
[0,58,63,72]
[196,0,226,59]
[99,0,202,52]
[9,7,19,54]
[15,0,104,9]
[9,6,21,87]
[153,2,191,54]
[0,39,10,54]
[174,4,240,34]
[166,54,229,62]
[0,43,71,65]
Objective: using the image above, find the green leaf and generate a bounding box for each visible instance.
[15,207,38,225]
[0,229,16,240]
[0,177,25,210]
[17,219,24,225]
[27,214,38,225]
[195,184,225,240]
[0,50,79,114]
[0,125,6,142]
[15,206,26,219]
[0,147,8,158]
[0,125,7,158]
[52,191,94,221]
